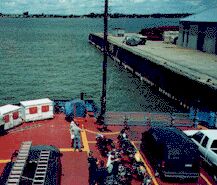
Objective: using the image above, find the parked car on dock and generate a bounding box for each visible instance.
[163,31,179,44]
[123,35,147,46]
[184,130,217,182]
[140,126,200,181]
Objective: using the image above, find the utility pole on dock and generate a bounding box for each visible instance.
[98,0,108,128]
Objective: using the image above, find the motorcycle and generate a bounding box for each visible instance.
[141,174,152,185]
[96,134,115,157]
[115,164,133,185]
[132,160,146,181]
[118,136,136,158]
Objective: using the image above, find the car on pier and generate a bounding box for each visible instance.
[123,35,147,46]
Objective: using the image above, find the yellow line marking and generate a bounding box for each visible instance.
[85,129,120,135]
[88,140,141,144]
[81,129,90,154]
[0,159,10,163]
[200,173,213,185]
[133,141,141,144]
[88,141,97,144]
[131,142,159,185]
[59,146,89,152]
[59,148,76,152]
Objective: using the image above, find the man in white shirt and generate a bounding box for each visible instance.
[70,121,82,151]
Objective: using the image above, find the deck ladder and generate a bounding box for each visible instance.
[6,141,32,185]
[32,150,50,185]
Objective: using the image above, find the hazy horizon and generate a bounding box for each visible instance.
[1,0,217,15]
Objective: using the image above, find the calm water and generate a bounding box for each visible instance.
[0,18,183,112]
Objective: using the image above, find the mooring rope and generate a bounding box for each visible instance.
[9,124,43,134]
[85,129,120,135]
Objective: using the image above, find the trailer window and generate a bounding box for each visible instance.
[192,132,204,143]
[42,105,49,112]
[13,112,19,120]
[29,107,38,114]
[3,115,9,123]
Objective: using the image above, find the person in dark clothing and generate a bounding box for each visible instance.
[170,112,175,127]
[118,129,128,141]
[97,160,108,185]
[87,151,98,185]
[112,159,120,183]
[123,115,129,130]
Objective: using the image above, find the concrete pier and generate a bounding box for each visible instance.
[89,33,217,111]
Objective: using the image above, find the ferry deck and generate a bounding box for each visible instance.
[0,113,216,185]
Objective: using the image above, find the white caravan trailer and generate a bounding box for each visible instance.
[20,98,54,122]
[0,104,22,131]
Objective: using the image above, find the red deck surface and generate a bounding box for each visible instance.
[0,114,88,185]
[0,113,216,185]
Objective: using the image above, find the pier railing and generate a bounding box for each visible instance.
[105,112,193,127]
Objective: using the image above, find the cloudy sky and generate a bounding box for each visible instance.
[0,0,217,15]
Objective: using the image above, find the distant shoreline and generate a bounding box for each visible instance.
[0,13,192,19]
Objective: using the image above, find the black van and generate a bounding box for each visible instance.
[140,126,200,181]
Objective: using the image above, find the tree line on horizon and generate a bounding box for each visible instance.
[0,12,192,18]
[85,12,192,18]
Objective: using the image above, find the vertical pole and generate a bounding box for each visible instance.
[100,0,108,123]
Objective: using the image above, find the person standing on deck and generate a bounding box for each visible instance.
[118,129,128,141]
[123,115,129,130]
[170,112,175,127]
[70,121,75,147]
[192,107,199,128]
[193,116,199,128]
[97,160,108,185]
[70,121,82,151]
[87,151,98,185]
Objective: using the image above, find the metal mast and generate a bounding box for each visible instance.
[99,0,108,123]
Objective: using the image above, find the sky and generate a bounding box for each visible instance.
[1,0,217,15]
